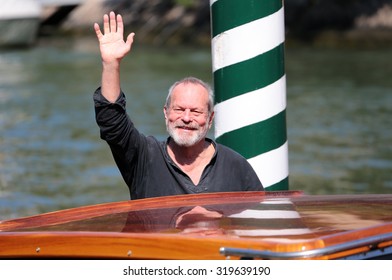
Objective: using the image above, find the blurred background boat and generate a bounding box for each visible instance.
[0,0,83,47]
[0,0,41,47]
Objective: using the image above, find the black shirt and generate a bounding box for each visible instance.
[94,88,263,199]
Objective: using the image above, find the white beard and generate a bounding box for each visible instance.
[166,120,209,147]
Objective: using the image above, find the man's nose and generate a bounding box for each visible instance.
[181,109,192,122]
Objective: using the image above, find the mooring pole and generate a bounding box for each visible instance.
[210,0,288,190]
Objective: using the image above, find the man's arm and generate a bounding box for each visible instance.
[94,11,135,103]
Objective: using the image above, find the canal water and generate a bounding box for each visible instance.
[1,37,391,219]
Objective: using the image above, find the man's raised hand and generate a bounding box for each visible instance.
[94,11,135,64]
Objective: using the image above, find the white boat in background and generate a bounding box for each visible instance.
[0,0,84,47]
[0,0,42,47]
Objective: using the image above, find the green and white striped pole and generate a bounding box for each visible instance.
[210,0,288,190]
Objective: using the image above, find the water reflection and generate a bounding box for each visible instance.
[0,37,391,219]
[286,47,392,194]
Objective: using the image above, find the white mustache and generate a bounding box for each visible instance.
[175,123,199,130]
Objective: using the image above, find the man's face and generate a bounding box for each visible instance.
[164,83,214,147]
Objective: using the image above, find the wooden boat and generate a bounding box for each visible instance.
[0,191,391,260]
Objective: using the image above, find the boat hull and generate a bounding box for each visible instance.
[1,191,391,260]
[0,0,41,47]
[0,18,40,47]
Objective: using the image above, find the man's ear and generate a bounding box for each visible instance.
[163,106,168,120]
[208,111,214,128]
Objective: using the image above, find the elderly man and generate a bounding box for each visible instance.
[93,12,263,199]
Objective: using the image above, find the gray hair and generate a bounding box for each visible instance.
[165,77,214,115]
